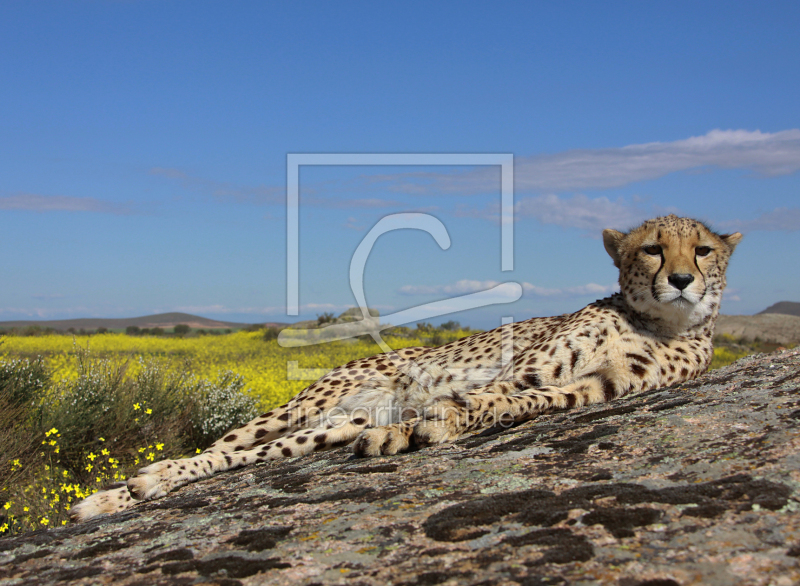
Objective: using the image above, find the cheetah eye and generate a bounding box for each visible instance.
[695,246,712,257]
[642,245,662,256]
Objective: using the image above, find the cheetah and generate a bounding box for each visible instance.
[71,215,742,522]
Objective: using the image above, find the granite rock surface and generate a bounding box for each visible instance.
[2,350,799,586]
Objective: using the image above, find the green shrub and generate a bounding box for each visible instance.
[186,371,258,447]
[174,324,191,336]
[0,347,261,534]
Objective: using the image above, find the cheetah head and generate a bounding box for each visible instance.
[602,215,742,331]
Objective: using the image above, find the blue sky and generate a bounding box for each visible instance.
[1,1,799,330]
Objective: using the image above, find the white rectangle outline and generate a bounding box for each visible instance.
[286,153,514,315]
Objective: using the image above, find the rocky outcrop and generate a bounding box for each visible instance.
[717,314,800,345]
[2,350,799,586]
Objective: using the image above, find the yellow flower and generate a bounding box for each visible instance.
[133,403,141,410]
[138,447,146,453]
[146,452,155,462]
[145,408,153,415]
[196,448,202,454]
[23,506,29,512]
[85,464,93,472]
[46,427,58,436]
[99,437,105,442]
[87,452,98,461]
[0,523,8,533]
[155,443,164,451]
[101,449,110,456]
[2,502,10,510]
[40,517,49,526]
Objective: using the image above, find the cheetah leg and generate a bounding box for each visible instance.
[69,400,312,522]
[126,418,372,499]
[352,417,421,457]
[411,375,618,447]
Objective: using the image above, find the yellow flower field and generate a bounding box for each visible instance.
[0,331,425,411]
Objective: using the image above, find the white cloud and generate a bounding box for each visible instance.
[514,194,650,231]
[0,193,135,215]
[513,129,800,192]
[723,289,742,302]
[456,193,661,233]
[726,207,800,232]
[368,129,800,195]
[400,279,503,296]
[400,279,617,298]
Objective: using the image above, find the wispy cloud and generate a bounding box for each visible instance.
[725,207,800,232]
[723,288,742,303]
[149,167,284,205]
[0,193,136,215]
[513,194,648,231]
[0,306,94,319]
[456,193,668,233]
[171,302,386,316]
[368,129,800,195]
[400,279,617,298]
[150,166,402,209]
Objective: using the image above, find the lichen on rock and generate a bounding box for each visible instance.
[2,350,799,585]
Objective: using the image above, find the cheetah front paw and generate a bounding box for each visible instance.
[353,425,412,457]
[411,417,462,447]
[70,484,133,522]
[411,396,471,447]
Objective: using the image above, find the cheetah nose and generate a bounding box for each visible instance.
[668,273,694,290]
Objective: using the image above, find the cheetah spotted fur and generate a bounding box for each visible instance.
[71,215,742,522]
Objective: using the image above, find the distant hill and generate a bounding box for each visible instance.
[758,301,800,318]
[0,312,287,332]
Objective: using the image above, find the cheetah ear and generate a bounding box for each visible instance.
[602,229,625,268]
[720,232,743,252]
